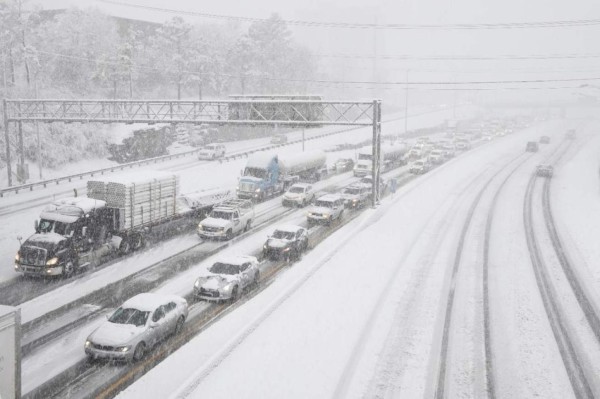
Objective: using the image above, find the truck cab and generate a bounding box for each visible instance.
[237,154,281,201]
[15,197,110,277]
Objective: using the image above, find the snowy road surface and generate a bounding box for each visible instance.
[113,118,600,399]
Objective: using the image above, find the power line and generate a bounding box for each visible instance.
[317,53,600,61]
[99,0,600,30]
[35,49,600,87]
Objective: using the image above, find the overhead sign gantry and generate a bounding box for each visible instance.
[3,98,382,204]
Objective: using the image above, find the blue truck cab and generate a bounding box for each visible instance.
[237,153,283,201]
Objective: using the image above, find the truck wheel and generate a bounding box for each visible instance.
[63,261,75,278]
[119,238,131,255]
[226,229,233,240]
[131,234,144,251]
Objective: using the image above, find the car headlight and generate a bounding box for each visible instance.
[218,227,225,232]
[263,244,268,250]
[85,340,92,349]
[198,225,204,231]
[194,279,200,288]
[325,214,331,218]
[116,346,131,352]
[255,188,261,193]
[223,283,233,291]
[283,247,290,252]
[15,252,20,262]
[46,257,59,266]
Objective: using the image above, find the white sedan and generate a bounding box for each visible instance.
[194,256,260,302]
[85,293,188,362]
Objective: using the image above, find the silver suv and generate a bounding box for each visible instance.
[307,194,345,226]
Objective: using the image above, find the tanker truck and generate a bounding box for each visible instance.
[237,150,327,201]
[353,143,408,177]
[14,171,233,278]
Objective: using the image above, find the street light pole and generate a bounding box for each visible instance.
[404,70,409,136]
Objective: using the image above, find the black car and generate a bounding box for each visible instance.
[263,225,309,261]
[526,141,539,152]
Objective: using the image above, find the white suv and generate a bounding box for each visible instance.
[307,194,345,226]
[198,144,226,160]
[282,183,315,207]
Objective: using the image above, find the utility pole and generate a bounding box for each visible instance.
[302,128,305,152]
[35,77,42,179]
[404,69,409,136]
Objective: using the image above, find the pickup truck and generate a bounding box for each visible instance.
[197,199,254,240]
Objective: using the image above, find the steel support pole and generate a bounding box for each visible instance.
[3,99,12,186]
[404,70,409,136]
[371,100,381,207]
[375,101,381,204]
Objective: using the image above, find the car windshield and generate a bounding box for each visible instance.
[109,307,149,327]
[272,230,295,240]
[289,186,305,194]
[343,188,361,195]
[210,211,233,220]
[209,262,241,275]
[315,200,334,208]
[38,219,74,236]
[244,167,267,179]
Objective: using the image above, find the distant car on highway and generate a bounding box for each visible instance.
[526,141,539,152]
[194,256,260,302]
[263,225,309,261]
[455,140,471,151]
[85,293,188,362]
[536,164,554,177]
[340,185,371,209]
[410,159,431,174]
[270,134,288,145]
[335,158,355,173]
[539,136,550,144]
[307,194,345,226]
[197,144,226,160]
[429,149,445,164]
[282,183,315,207]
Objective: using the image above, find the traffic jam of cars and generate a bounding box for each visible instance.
[80,116,541,365]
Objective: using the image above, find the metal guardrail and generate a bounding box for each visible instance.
[0,125,363,198]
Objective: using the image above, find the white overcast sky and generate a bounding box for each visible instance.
[34,0,600,104]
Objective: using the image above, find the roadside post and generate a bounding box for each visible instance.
[0,305,21,399]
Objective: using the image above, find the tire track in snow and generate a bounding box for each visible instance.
[523,139,595,399]
[433,152,527,399]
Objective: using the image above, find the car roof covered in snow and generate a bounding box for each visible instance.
[289,183,310,189]
[316,193,342,202]
[213,255,258,266]
[273,225,304,234]
[122,293,186,312]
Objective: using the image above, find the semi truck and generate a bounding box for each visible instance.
[353,143,408,177]
[14,171,232,278]
[237,150,327,201]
